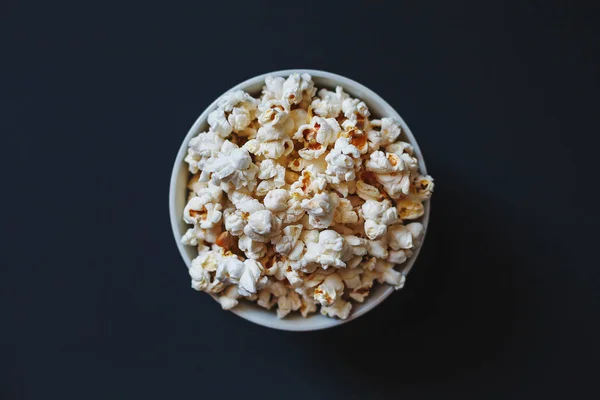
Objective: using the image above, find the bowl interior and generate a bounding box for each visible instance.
[170,70,429,331]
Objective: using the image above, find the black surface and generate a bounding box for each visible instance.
[2,1,600,398]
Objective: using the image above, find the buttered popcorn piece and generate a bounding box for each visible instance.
[181,73,433,319]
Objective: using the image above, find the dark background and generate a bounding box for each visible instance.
[2,0,599,398]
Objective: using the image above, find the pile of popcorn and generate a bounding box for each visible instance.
[181,73,433,319]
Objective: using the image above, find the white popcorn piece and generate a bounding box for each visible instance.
[366,129,383,153]
[361,199,399,240]
[183,196,223,229]
[365,151,405,174]
[374,260,406,290]
[334,198,359,224]
[311,86,348,118]
[320,298,352,319]
[281,194,306,224]
[387,249,408,265]
[293,117,341,160]
[208,108,233,138]
[367,239,389,259]
[324,141,361,183]
[258,99,292,128]
[281,73,316,105]
[237,234,267,260]
[314,273,344,306]
[217,286,241,310]
[185,130,227,173]
[387,225,414,250]
[375,171,411,199]
[304,229,346,269]
[290,165,328,197]
[263,188,290,212]
[200,145,259,191]
[244,124,294,160]
[228,190,265,214]
[181,223,222,245]
[277,289,302,319]
[217,90,258,113]
[256,160,286,196]
[243,210,282,243]
[372,117,402,146]
[301,192,339,229]
[189,249,238,293]
[261,76,285,103]
[223,209,247,236]
[342,97,370,121]
[215,258,268,297]
[271,224,303,255]
[216,90,259,133]
[386,141,414,156]
[342,235,368,261]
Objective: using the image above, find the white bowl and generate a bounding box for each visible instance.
[169,69,430,331]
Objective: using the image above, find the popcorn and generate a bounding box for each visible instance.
[263,188,290,212]
[375,171,411,199]
[324,139,362,183]
[321,298,352,319]
[271,224,303,255]
[262,73,315,106]
[223,209,247,236]
[361,199,399,240]
[200,144,259,191]
[334,198,359,224]
[281,73,316,105]
[217,90,258,133]
[374,260,406,289]
[238,234,267,260]
[301,192,339,229]
[365,151,405,174]
[181,223,222,245]
[294,117,341,160]
[342,97,370,120]
[372,117,401,146]
[181,74,433,319]
[311,86,348,118]
[386,141,414,156]
[342,235,368,261]
[256,160,286,196]
[185,130,226,173]
[276,289,302,319]
[183,196,223,229]
[290,165,328,197]
[314,273,344,306]
[244,124,294,160]
[208,108,233,138]
[356,180,385,201]
[396,197,425,220]
[243,210,282,242]
[304,229,346,269]
[217,286,241,310]
[215,258,268,297]
[410,174,435,200]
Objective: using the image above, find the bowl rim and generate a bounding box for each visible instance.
[169,69,430,331]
